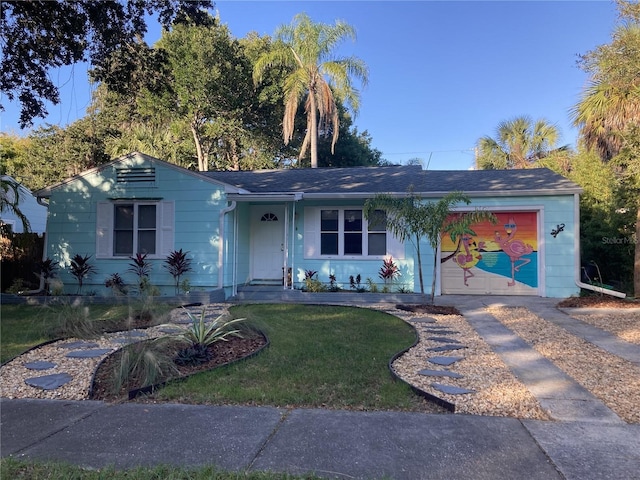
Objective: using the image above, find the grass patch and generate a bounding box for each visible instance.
[154,304,425,411]
[0,458,326,479]
[0,301,172,363]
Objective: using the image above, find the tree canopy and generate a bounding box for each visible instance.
[1,0,213,128]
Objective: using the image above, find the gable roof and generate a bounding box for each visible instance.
[205,165,582,198]
[34,152,582,200]
[34,152,242,198]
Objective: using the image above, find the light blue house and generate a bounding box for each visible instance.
[34,152,585,299]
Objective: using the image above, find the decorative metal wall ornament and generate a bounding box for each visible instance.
[550,223,565,238]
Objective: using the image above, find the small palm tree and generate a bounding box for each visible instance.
[253,13,368,168]
[364,191,496,303]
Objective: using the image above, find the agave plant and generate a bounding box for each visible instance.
[170,308,247,366]
[69,254,97,294]
[163,249,192,295]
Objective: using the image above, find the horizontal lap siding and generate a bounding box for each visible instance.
[46,159,226,295]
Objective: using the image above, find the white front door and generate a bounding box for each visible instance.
[251,206,285,281]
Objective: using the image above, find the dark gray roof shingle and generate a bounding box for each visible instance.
[204,166,580,195]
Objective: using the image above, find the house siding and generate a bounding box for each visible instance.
[45,156,226,296]
[290,194,579,298]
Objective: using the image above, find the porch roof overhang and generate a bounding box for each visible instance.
[227,187,582,202]
[226,192,304,202]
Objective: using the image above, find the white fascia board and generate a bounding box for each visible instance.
[227,193,300,202]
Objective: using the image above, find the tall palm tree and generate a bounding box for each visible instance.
[571,4,640,297]
[571,80,640,161]
[476,116,565,169]
[253,13,368,168]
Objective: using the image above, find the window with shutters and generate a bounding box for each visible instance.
[96,201,173,258]
[305,207,402,259]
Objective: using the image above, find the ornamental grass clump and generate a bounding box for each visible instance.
[170,308,247,366]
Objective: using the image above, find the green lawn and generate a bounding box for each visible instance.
[154,304,424,411]
[0,301,172,363]
[0,458,327,479]
[1,302,427,479]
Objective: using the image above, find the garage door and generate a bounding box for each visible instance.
[440,211,538,295]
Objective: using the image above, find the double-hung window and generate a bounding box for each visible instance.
[307,207,402,258]
[113,204,157,256]
[96,201,174,258]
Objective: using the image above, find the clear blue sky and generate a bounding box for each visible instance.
[0,1,618,170]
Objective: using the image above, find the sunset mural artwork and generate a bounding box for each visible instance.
[441,212,538,294]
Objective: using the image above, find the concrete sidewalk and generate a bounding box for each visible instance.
[2,398,639,480]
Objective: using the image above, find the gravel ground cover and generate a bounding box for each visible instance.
[487,306,640,424]
[2,302,637,424]
[0,327,167,400]
[389,309,550,419]
[567,311,640,346]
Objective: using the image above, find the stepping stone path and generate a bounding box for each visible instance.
[427,344,467,352]
[412,319,476,399]
[25,373,73,390]
[66,349,114,358]
[23,361,57,371]
[428,356,464,366]
[431,383,476,395]
[4,303,232,398]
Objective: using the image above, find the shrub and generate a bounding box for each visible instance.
[379,257,400,284]
[69,254,97,294]
[303,270,326,292]
[164,249,192,295]
[105,273,127,296]
[349,274,366,293]
[128,253,152,294]
[36,257,58,295]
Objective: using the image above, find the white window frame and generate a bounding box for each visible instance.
[96,200,174,259]
[304,206,404,260]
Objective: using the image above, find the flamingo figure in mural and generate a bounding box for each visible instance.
[494,218,533,287]
[453,234,485,286]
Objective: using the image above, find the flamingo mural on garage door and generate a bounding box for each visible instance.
[494,217,534,286]
[441,212,538,290]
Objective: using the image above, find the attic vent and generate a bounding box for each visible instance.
[116,167,156,183]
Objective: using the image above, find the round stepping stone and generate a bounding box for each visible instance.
[23,361,57,371]
[427,344,467,352]
[431,383,475,395]
[58,341,99,349]
[427,336,462,344]
[25,373,73,390]
[428,356,464,366]
[66,348,113,358]
[418,369,463,379]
